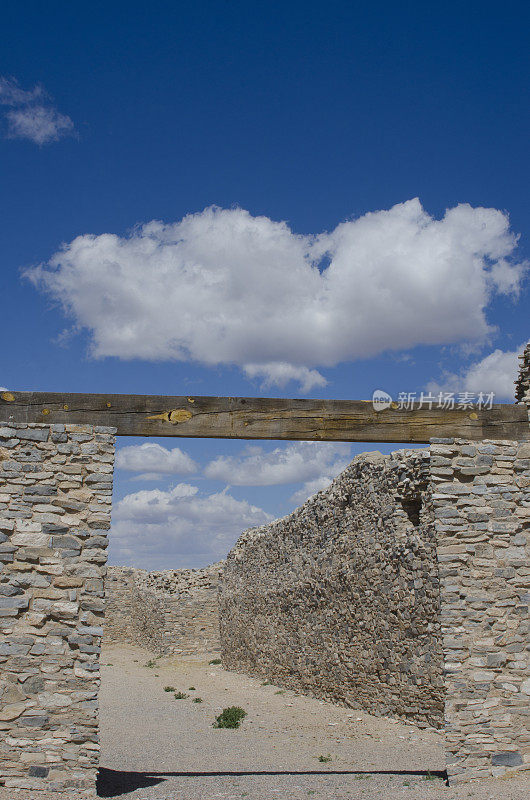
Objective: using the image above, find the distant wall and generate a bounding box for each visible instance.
[220,449,445,728]
[104,563,222,655]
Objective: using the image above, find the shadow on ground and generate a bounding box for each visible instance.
[97,767,448,797]
[97,769,165,796]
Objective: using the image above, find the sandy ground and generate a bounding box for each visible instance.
[1,643,529,800]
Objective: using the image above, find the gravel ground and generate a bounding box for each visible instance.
[1,643,528,800]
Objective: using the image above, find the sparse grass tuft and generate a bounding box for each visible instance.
[164,686,175,692]
[424,771,442,781]
[213,706,247,728]
[192,697,203,703]
[317,754,332,763]
[188,686,196,690]
[144,660,156,668]
[261,680,272,686]
[274,690,285,695]
[209,658,222,665]
[174,691,188,699]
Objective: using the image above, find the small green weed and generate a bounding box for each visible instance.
[274,690,285,695]
[261,680,272,686]
[174,691,188,699]
[144,660,156,668]
[188,686,196,690]
[192,697,203,703]
[317,754,332,763]
[424,771,442,781]
[213,706,247,728]
[209,658,222,665]
[164,686,175,692]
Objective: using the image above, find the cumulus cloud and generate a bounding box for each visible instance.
[0,76,74,145]
[115,442,198,480]
[427,345,524,401]
[26,201,527,389]
[109,483,272,569]
[290,475,338,505]
[243,363,328,392]
[204,441,351,486]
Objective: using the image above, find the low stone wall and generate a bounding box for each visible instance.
[0,422,115,794]
[105,563,222,655]
[220,449,445,728]
[432,437,530,782]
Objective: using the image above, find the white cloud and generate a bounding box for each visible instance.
[26,201,527,389]
[109,483,272,569]
[6,106,74,145]
[427,345,524,401]
[204,441,351,486]
[243,363,328,392]
[0,76,74,145]
[115,442,197,480]
[290,475,337,505]
[0,76,44,105]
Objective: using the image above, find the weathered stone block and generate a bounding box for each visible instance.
[491,751,523,767]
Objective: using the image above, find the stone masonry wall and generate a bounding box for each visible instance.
[220,449,445,728]
[431,437,530,782]
[105,563,222,656]
[0,422,115,795]
[515,342,530,404]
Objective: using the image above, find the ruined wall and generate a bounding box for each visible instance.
[515,342,530,404]
[105,563,222,655]
[220,449,445,728]
[0,422,115,794]
[432,437,530,782]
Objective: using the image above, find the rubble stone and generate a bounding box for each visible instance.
[220,449,444,728]
[105,563,222,655]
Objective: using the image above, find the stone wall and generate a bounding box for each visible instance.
[220,449,445,728]
[105,563,222,655]
[0,422,115,794]
[515,342,530,404]
[431,437,530,782]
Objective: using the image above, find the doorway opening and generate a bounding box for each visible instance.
[97,439,446,798]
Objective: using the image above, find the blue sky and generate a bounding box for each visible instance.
[1,1,528,568]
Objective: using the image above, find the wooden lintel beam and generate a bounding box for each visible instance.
[0,391,528,443]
